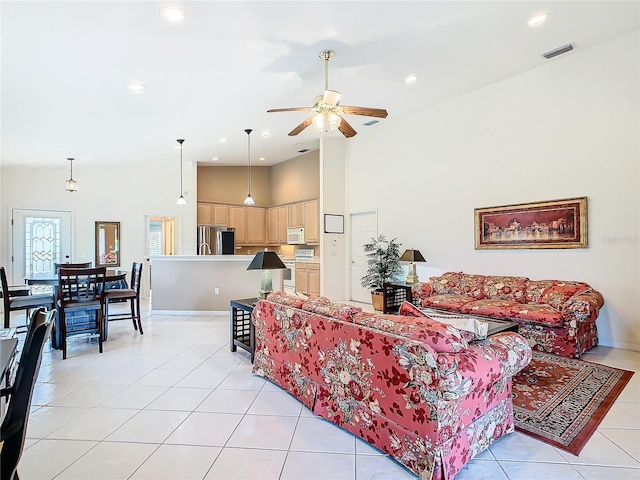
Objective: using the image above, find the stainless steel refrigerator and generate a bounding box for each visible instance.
[197,226,235,255]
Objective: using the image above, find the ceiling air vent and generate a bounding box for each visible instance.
[363,120,379,127]
[297,148,310,153]
[543,43,574,59]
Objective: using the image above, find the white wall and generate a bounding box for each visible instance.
[345,31,640,350]
[1,159,197,286]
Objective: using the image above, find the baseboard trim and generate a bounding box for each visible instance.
[151,309,229,316]
[598,338,640,352]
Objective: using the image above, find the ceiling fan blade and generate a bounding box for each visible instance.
[337,116,357,138]
[341,106,388,118]
[322,89,342,106]
[288,115,315,136]
[267,107,314,113]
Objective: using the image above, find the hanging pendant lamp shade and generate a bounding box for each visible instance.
[243,128,255,206]
[65,158,77,192]
[176,138,187,205]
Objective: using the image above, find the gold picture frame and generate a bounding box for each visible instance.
[474,197,587,249]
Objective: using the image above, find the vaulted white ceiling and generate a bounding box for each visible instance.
[1,1,638,168]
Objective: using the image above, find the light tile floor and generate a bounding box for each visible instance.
[10,300,640,480]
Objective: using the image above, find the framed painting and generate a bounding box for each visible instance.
[474,197,587,249]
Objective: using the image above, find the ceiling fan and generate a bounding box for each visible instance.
[267,50,388,138]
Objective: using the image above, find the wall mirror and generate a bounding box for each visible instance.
[95,221,120,267]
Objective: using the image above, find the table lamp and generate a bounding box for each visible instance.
[400,249,426,284]
[247,251,286,299]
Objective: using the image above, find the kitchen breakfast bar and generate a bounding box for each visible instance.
[149,255,284,315]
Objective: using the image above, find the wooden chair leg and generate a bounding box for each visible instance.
[136,296,143,334]
[98,310,103,354]
[4,309,10,329]
[130,300,138,331]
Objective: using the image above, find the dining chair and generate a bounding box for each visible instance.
[57,266,106,359]
[53,261,92,272]
[104,262,143,334]
[1,307,54,480]
[1,266,54,329]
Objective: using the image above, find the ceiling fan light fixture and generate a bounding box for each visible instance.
[312,111,342,133]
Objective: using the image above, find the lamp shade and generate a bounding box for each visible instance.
[400,249,426,263]
[247,251,286,271]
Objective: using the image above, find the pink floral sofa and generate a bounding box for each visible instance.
[252,292,532,480]
[411,272,604,358]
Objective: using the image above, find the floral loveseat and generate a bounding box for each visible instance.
[252,292,532,480]
[411,272,604,358]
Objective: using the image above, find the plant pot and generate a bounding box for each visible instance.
[371,289,384,311]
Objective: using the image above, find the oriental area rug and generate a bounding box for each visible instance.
[511,351,634,456]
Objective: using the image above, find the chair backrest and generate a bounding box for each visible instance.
[0,266,11,314]
[53,262,92,273]
[0,307,55,480]
[130,262,143,294]
[58,266,107,306]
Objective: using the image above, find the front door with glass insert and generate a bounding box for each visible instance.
[12,209,72,285]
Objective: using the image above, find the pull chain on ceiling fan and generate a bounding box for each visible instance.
[267,50,388,138]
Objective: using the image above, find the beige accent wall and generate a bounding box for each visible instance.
[197,150,319,207]
[197,166,272,206]
[270,150,320,205]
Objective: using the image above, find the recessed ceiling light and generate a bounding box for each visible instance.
[129,83,146,93]
[262,131,271,138]
[528,12,549,27]
[405,75,418,84]
[160,7,187,22]
[212,157,219,161]
[219,138,228,143]
[259,157,266,161]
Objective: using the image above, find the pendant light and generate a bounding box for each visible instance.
[65,157,78,192]
[176,138,187,205]
[243,128,255,206]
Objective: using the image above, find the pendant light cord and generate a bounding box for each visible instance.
[245,129,252,196]
[177,138,185,196]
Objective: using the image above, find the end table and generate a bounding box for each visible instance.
[382,282,414,313]
[230,298,258,362]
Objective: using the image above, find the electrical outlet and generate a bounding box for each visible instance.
[80,252,86,258]
[214,287,220,294]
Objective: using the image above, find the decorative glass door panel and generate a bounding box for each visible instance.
[12,209,71,285]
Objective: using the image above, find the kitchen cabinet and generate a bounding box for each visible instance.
[295,262,320,296]
[288,202,305,228]
[247,207,266,244]
[197,203,229,226]
[304,199,319,244]
[267,207,279,244]
[278,206,288,244]
[229,206,247,245]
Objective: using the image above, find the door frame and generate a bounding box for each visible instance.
[349,210,378,303]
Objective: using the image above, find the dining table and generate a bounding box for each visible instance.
[23,269,128,349]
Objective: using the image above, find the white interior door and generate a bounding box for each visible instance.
[350,211,377,303]
[12,209,72,284]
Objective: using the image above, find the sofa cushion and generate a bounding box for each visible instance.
[422,294,475,312]
[525,280,556,304]
[505,304,563,327]
[461,299,519,319]
[301,301,362,322]
[266,291,305,309]
[351,312,469,353]
[429,272,464,295]
[460,274,487,299]
[481,276,528,303]
[538,282,589,310]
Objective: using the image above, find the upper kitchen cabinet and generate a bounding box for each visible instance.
[304,199,319,244]
[268,206,289,245]
[246,207,267,244]
[288,202,305,228]
[229,206,247,244]
[278,206,288,244]
[197,203,229,226]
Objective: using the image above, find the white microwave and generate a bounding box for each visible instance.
[287,228,305,245]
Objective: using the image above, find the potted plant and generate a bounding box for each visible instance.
[360,234,403,311]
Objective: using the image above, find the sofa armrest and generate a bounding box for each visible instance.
[562,291,604,324]
[411,282,432,304]
[416,332,532,400]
